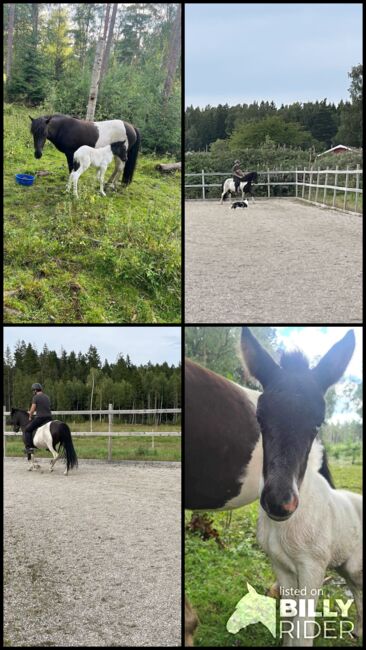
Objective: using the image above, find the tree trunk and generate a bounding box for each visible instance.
[6,4,15,83]
[101,3,118,78]
[162,6,181,104]
[86,38,105,121]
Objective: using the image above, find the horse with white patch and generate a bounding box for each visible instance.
[67,141,127,198]
[258,438,362,646]
[220,171,258,204]
[29,114,140,187]
[185,327,357,646]
[11,408,78,475]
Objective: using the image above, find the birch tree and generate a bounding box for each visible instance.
[6,3,16,84]
[100,3,118,78]
[86,4,110,120]
[162,5,181,104]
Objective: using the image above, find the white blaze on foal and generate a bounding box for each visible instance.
[67,140,127,197]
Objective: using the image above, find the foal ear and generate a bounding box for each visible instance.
[312,330,355,394]
[29,115,34,121]
[241,327,279,388]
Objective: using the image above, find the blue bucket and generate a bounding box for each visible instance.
[15,173,35,186]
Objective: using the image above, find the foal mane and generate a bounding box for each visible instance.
[280,350,309,372]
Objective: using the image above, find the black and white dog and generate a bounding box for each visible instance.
[230,200,249,209]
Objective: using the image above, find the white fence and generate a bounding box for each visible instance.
[185,167,363,214]
[4,406,181,460]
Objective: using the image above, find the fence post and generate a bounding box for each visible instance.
[332,165,338,208]
[3,406,6,458]
[355,164,360,213]
[315,167,320,204]
[108,403,113,462]
[302,168,306,199]
[308,168,312,201]
[343,165,349,211]
[295,168,298,198]
[267,169,270,198]
[323,167,328,206]
[202,169,205,200]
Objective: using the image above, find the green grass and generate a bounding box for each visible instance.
[4,103,181,323]
[5,433,181,462]
[185,462,362,647]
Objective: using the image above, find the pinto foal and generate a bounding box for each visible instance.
[258,439,362,647]
[67,140,127,197]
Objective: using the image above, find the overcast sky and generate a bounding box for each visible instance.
[185,3,362,108]
[3,327,181,367]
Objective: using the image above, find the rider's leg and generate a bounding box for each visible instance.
[23,420,37,452]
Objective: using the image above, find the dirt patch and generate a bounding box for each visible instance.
[4,458,181,647]
[185,199,362,323]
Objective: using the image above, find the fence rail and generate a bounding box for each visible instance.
[185,167,363,213]
[3,406,181,460]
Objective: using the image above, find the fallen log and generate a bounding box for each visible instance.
[155,162,181,173]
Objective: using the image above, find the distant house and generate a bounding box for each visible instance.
[317,144,356,157]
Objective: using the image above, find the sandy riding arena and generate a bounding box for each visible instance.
[185,199,362,323]
[4,458,181,647]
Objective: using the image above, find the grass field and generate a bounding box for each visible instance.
[185,462,362,647]
[4,103,181,323]
[5,431,181,462]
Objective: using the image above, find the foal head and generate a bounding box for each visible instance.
[241,328,355,521]
[111,140,128,162]
[29,115,52,159]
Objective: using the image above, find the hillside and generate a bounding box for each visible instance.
[4,104,181,323]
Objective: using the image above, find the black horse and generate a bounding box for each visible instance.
[11,408,78,475]
[220,171,258,203]
[29,113,140,185]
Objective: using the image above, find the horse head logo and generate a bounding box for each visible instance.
[227,582,276,638]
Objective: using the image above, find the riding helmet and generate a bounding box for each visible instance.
[31,383,43,391]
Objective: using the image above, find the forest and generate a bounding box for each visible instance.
[4,3,181,154]
[185,65,363,179]
[3,341,181,418]
[4,3,181,324]
[185,65,362,154]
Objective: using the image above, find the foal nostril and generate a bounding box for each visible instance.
[282,494,299,513]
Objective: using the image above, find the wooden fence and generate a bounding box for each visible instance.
[3,406,181,460]
[185,166,363,214]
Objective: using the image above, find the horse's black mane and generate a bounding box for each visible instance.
[280,350,310,371]
[30,114,73,135]
[11,407,28,415]
[242,171,258,182]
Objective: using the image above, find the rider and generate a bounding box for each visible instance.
[232,160,246,194]
[23,383,53,453]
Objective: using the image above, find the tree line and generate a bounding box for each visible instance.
[186,65,362,153]
[4,3,181,154]
[4,341,181,421]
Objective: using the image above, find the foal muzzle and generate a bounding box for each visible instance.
[35,151,42,159]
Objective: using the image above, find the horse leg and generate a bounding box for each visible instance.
[72,168,84,199]
[99,165,107,197]
[106,156,119,189]
[66,171,73,193]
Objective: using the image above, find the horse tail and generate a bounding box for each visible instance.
[123,126,140,184]
[59,423,78,471]
[221,180,227,201]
